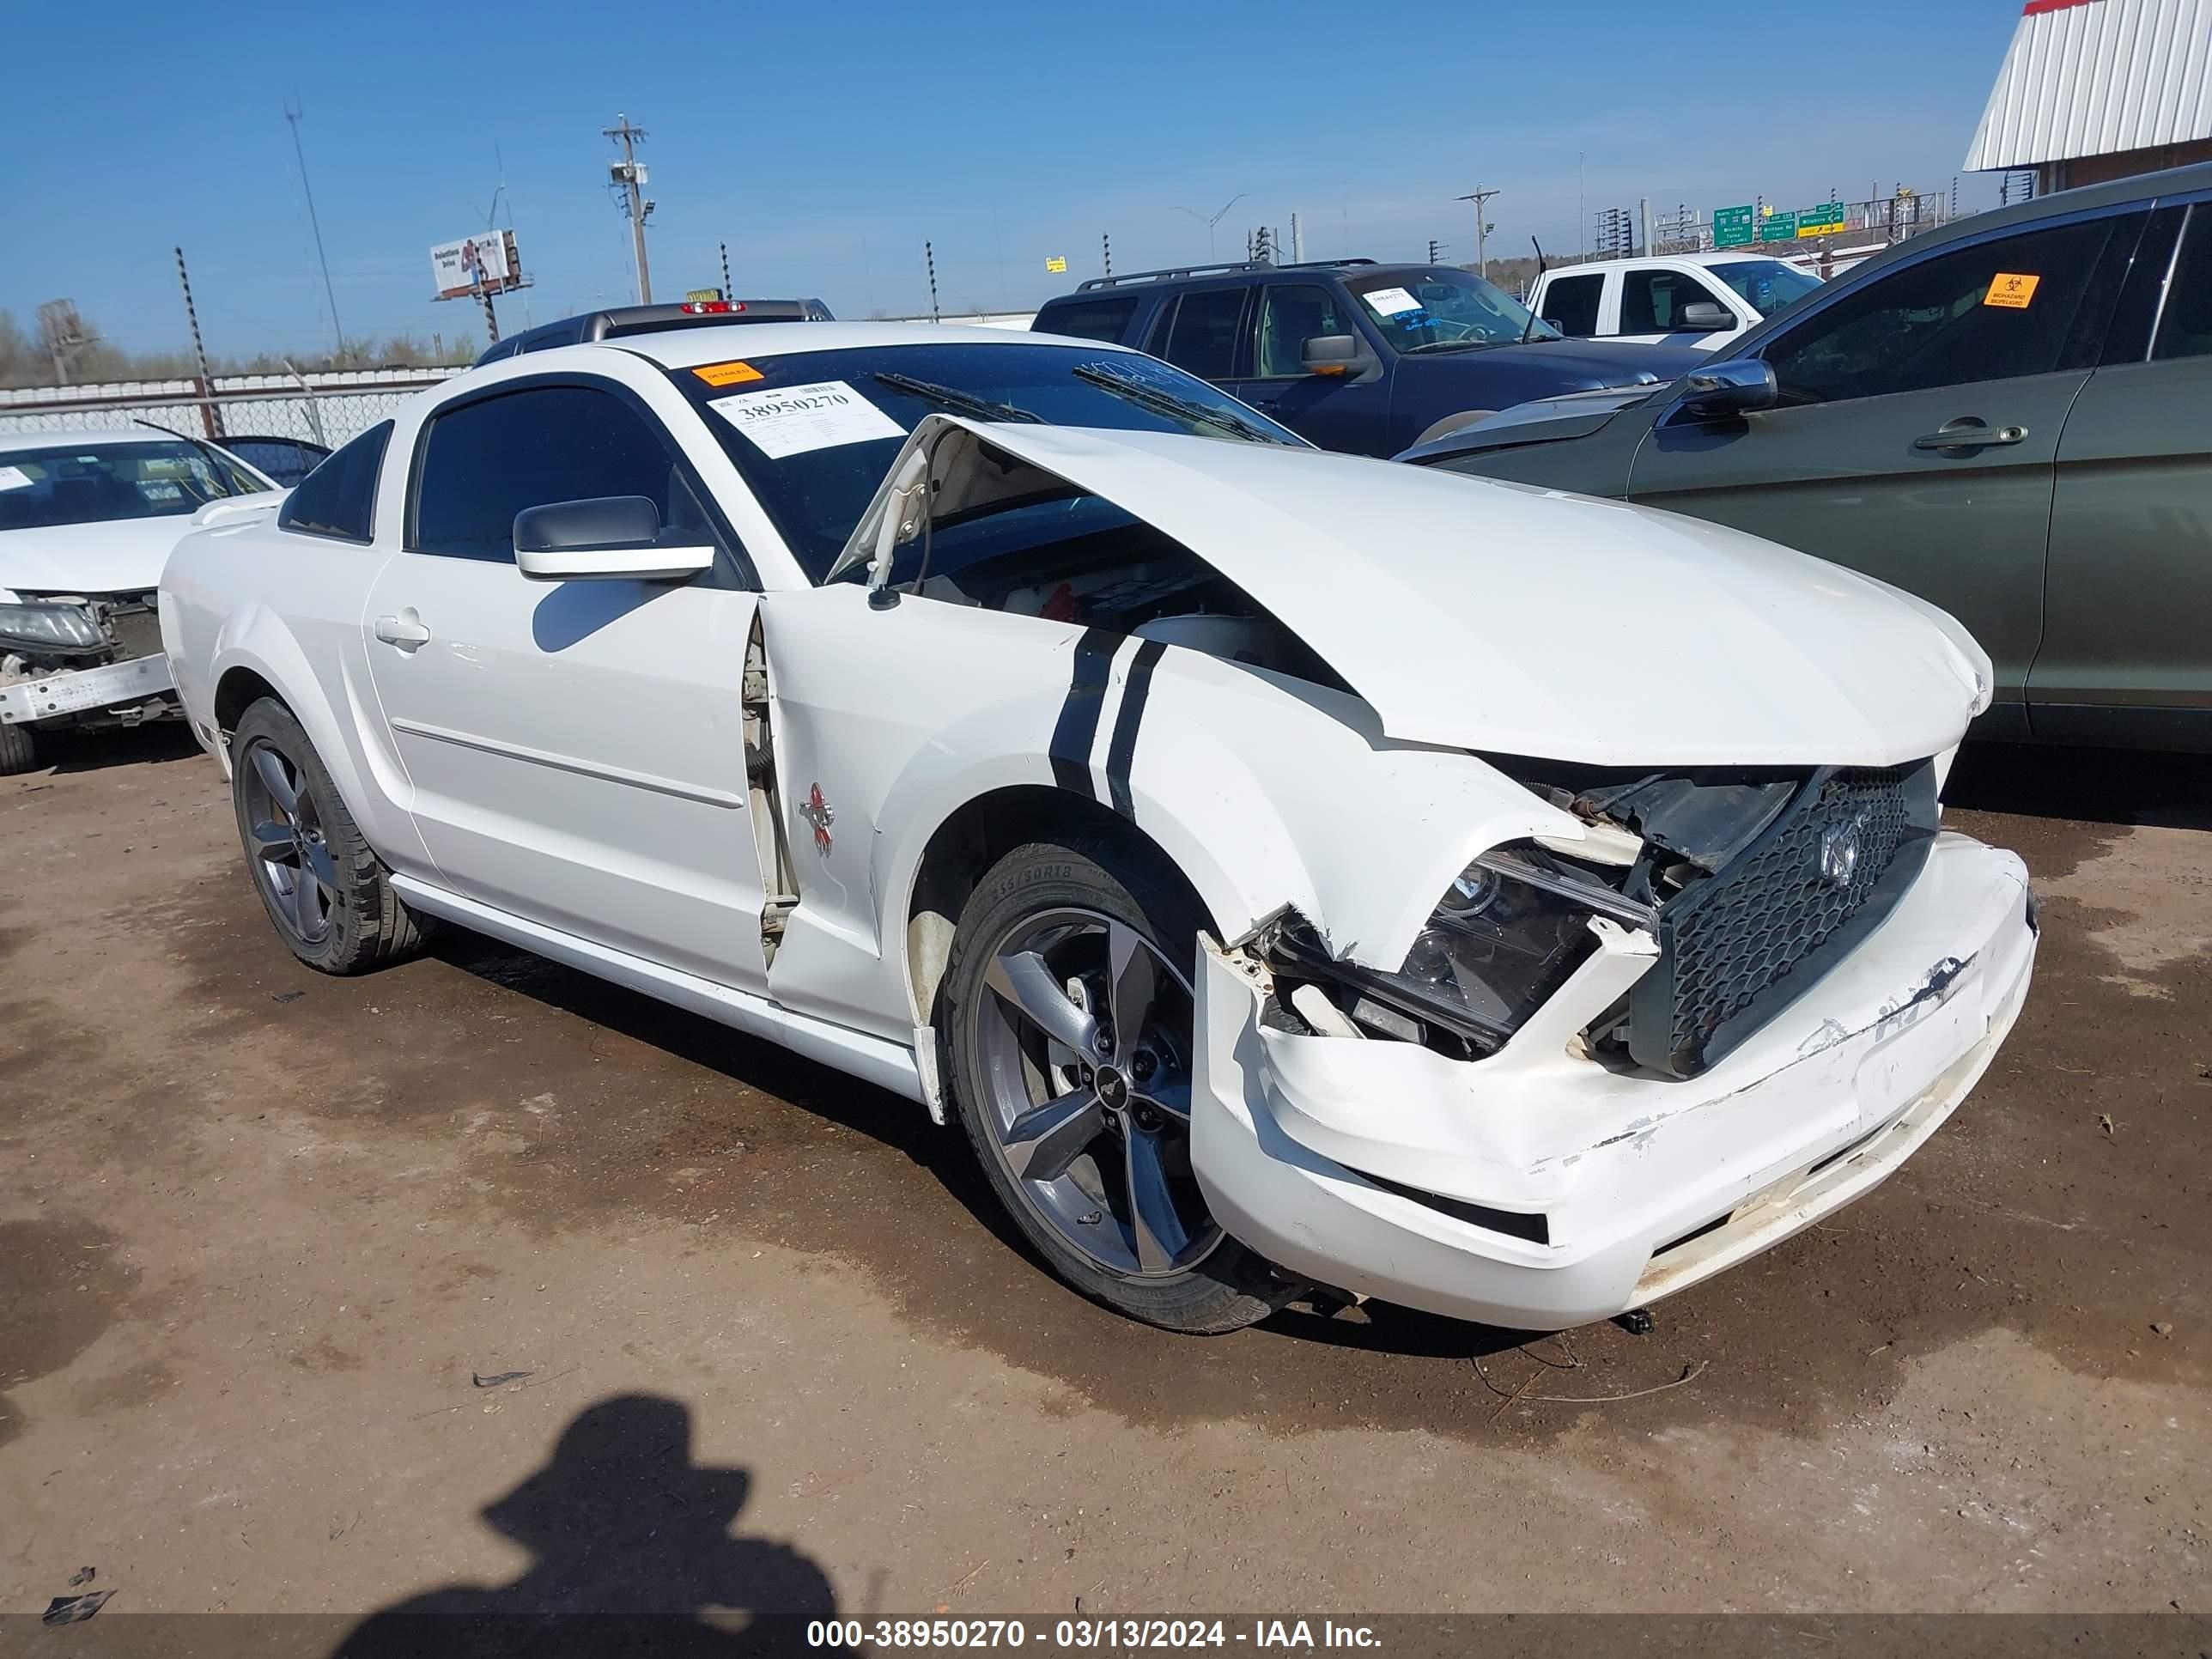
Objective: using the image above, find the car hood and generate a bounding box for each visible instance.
[1394,386,1654,460]
[837,418,1990,769]
[1441,337,1707,387]
[0,510,244,599]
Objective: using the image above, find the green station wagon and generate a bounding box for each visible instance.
[1407,161,2212,752]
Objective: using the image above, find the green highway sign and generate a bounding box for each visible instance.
[1759,210,1798,240]
[1713,204,1757,248]
[1798,201,1848,237]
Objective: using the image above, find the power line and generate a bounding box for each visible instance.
[283,96,345,354]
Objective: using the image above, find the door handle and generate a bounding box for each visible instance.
[374,612,431,650]
[1913,422,2027,451]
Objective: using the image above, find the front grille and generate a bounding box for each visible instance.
[1627,761,1939,1078]
[106,602,163,663]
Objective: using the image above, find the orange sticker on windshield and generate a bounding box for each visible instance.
[695,360,764,386]
[1984,273,2040,308]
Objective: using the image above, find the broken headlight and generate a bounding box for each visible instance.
[0,601,105,654]
[1395,850,1607,1035]
[1272,844,1652,1052]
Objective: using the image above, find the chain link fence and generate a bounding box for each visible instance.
[0,368,465,452]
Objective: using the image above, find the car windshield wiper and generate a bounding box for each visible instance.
[1069,362,1292,445]
[872,372,1042,424]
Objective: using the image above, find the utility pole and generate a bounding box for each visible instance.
[1290,211,1304,264]
[283,96,345,356]
[605,114,654,305]
[1101,232,1112,278]
[720,241,732,301]
[924,240,939,322]
[1454,185,1499,281]
[1426,239,1443,264]
[174,247,223,439]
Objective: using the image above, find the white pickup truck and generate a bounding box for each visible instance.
[1529,253,1822,349]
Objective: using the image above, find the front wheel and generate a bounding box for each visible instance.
[0,720,40,777]
[942,837,1297,1334]
[230,697,430,975]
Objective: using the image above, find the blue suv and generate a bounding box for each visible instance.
[1032,258,1709,458]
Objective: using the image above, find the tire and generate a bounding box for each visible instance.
[1413,410,1497,447]
[229,697,430,975]
[942,835,1298,1334]
[0,720,40,777]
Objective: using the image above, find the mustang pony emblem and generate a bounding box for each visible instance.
[800,783,836,854]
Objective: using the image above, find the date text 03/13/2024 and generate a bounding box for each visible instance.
[805,1619,1382,1650]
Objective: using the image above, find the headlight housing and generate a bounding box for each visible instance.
[0,600,106,654]
[1270,843,1655,1053]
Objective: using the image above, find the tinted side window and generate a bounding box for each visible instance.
[277,422,391,544]
[2154,204,2212,362]
[1541,274,1603,337]
[1252,283,1358,377]
[1157,287,1248,380]
[1620,270,1724,333]
[1035,295,1140,343]
[412,384,704,563]
[1764,216,2124,404]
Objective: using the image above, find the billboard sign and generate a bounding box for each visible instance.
[431,231,520,299]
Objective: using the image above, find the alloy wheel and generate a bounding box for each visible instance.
[969,907,1219,1279]
[239,738,339,947]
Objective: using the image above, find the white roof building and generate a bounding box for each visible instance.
[1966,0,2212,191]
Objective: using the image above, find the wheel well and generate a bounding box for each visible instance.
[214,667,282,733]
[903,786,1208,1027]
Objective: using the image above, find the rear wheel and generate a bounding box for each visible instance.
[943,837,1296,1334]
[230,697,430,975]
[0,720,40,777]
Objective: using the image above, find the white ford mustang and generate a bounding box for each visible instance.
[160,321,2037,1335]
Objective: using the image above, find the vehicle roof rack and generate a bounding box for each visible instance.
[1073,258,1377,292]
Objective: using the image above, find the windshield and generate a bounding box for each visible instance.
[1705,259,1823,318]
[672,342,1304,582]
[1346,268,1561,352]
[0,439,268,532]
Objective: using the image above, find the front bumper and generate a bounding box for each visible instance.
[1192,831,2036,1331]
[0,653,176,727]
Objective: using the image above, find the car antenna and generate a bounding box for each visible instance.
[1520,236,1549,344]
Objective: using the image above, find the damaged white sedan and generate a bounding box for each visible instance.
[159,322,2037,1334]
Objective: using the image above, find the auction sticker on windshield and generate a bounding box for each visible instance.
[0,465,33,491]
[709,380,906,459]
[1361,286,1422,316]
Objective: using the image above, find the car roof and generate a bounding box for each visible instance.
[0,427,204,453]
[1046,258,1396,302]
[613,320,1139,368]
[1547,252,1802,275]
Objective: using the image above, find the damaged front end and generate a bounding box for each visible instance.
[0,589,178,737]
[1194,753,2035,1332]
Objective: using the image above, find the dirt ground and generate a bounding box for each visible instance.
[1,727,2206,1623]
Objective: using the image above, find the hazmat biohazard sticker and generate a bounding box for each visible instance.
[1984,273,2041,309]
[708,380,905,459]
[694,360,764,387]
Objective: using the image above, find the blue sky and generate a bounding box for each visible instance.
[8,0,2027,356]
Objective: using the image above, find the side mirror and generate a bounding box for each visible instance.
[512,495,715,582]
[1678,301,1735,331]
[1301,333,1372,378]
[1678,358,1778,417]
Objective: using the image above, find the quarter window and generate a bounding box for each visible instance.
[1035,295,1140,344]
[1252,284,1358,377]
[1762,216,2130,404]
[411,383,713,563]
[277,422,391,544]
[1151,288,1249,380]
[1540,273,1603,337]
